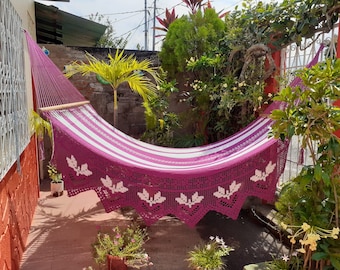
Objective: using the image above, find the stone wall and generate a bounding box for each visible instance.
[0,138,39,270]
[42,44,159,137]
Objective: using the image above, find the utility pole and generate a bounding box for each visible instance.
[144,0,148,51]
[152,0,156,51]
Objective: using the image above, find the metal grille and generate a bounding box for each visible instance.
[279,24,339,185]
[0,0,30,180]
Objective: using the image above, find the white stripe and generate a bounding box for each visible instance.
[49,109,275,172]
[74,105,273,157]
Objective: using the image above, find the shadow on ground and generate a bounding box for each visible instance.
[195,210,287,269]
[20,180,287,270]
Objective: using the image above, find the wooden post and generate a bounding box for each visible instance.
[334,25,340,137]
[264,50,281,94]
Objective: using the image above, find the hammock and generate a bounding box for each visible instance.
[25,31,323,227]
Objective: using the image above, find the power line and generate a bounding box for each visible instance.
[84,10,144,17]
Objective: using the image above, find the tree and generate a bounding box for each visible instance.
[159,8,225,78]
[89,13,129,49]
[65,50,161,127]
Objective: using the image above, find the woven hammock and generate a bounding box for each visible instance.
[25,31,323,227]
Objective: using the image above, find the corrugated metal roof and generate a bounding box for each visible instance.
[35,2,107,47]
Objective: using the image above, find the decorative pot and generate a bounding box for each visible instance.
[50,180,64,197]
[107,255,128,270]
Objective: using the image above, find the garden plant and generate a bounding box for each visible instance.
[64,50,161,127]
[154,0,340,146]
[269,59,340,269]
[92,224,152,269]
[187,236,234,270]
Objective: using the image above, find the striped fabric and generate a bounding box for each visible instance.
[44,104,288,226]
[25,31,323,227]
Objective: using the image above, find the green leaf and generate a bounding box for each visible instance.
[330,256,340,270]
[312,252,328,260]
[321,171,331,186]
[314,164,322,181]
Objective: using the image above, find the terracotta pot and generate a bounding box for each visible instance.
[107,255,128,270]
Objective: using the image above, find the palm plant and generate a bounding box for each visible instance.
[65,50,161,127]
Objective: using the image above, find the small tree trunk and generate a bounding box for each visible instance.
[113,87,118,127]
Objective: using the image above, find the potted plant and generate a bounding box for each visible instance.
[187,236,234,270]
[92,223,152,270]
[47,163,64,197]
[267,58,340,269]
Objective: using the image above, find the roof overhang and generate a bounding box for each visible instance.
[35,2,107,46]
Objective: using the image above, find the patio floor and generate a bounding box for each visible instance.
[20,179,288,270]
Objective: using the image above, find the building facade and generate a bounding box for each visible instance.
[1,1,39,269]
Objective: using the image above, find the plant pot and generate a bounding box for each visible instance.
[107,255,128,270]
[243,262,268,270]
[50,180,64,197]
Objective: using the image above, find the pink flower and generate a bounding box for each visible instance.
[131,239,136,243]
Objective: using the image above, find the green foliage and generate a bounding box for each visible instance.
[65,50,160,100]
[187,236,234,270]
[174,133,206,148]
[266,255,303,270]
[156,0,340,145]
[179,74,270,142]
[270,59,340,270]
[141,76,180,146]
[47,163,62,183]
[93,224,151,269]
[270,59,340,147]
[65,50,161,126]
[159,8,225,78]
[30,110,52,140]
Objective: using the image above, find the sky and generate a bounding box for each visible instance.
[36,0,243,50]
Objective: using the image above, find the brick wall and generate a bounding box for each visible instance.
[0,137,39,270]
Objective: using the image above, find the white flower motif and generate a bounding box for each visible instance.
[175,192,204,208]
[250,161,276,182]
[137,189,166,206]
[66,155,92,176]
[100,176,128,194]
[213,181,241,199]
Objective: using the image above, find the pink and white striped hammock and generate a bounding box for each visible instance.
[25,31,323,227]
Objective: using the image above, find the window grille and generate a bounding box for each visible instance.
[0,0,30,180]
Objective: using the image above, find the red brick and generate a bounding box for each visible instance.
[0,138,39,270]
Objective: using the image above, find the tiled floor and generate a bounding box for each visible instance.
[20,179,287,270]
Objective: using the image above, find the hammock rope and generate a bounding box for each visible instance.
[25,31,324,227]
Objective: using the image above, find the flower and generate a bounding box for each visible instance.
[281,254,290,262]
[279,221,340,267]
[301,222,310,232]
[331,227,340,239]
[187,236,234,270]
[92,224,152,269]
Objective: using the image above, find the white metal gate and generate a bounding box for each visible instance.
[279,23,339,185]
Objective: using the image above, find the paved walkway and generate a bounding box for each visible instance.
[20,179,287,270]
